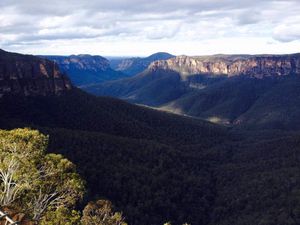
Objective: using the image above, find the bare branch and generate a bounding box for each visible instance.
[0,157,22,206]
[31,189,68,221]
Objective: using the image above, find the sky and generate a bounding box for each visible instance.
[0,0,300,56]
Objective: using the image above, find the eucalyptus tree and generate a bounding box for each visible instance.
[0,128,85,224]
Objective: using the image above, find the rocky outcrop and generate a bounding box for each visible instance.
[149,54,300,79]
[0,49,72,97]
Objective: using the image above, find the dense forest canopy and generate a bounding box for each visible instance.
[2,93,300,225]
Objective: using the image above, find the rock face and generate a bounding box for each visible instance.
[45,55,126,86]
[149,54,300,79]
[0,49,72,97]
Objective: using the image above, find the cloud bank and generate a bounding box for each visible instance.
[0,0,299,55]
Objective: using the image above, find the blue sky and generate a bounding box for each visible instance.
[0,0,300,56]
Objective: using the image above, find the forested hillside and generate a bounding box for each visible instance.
[2,90,300,225]
[0,88,227,225]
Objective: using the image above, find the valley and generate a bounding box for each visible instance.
[83,54,300,129]
[1,49,300,225]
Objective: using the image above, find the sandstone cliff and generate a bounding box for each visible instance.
[0,49,72,97]
[149,54,300,79]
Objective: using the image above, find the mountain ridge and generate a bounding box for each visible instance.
[149,53,300,79]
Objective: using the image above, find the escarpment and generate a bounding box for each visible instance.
[0,49,72,97]
[149,54,300,78]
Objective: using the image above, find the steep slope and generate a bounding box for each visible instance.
[0,89,225,143]
[109,52,175,76]
[235,77,300,129]
[84,65,225,103]
[0,49,71,97]
[161,76,300,129]
[160,77,278,124]
[44,55,126,86]
[85,68,191,106]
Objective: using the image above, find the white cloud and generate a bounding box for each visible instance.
[0,0,300,55]
[273,24,300,42]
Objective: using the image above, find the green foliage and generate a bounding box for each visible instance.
[0,128,47,161]
[164,222,172,225]
[0,128,85,223]
[40,207,81,225]
[81,199,127,225]
[0,128,46,207]
[42,154,85,207]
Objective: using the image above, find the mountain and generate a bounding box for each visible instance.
[0,49,71,97]
[3,49,300,225]
[44,55,127,86]
[86,53,300,129]
[109,52,175,76]
[87,53,300,102]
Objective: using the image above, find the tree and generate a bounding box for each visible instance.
[31,153,85,222]
[81,199,127,225]
[0,134,38,207]
[0,128,85,224]
[40,207,81,225]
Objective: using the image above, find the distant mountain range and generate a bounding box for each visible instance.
[85,53,300,129]
[109,52,175,76]
[42,52,175,87]
[43,54,126,86]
